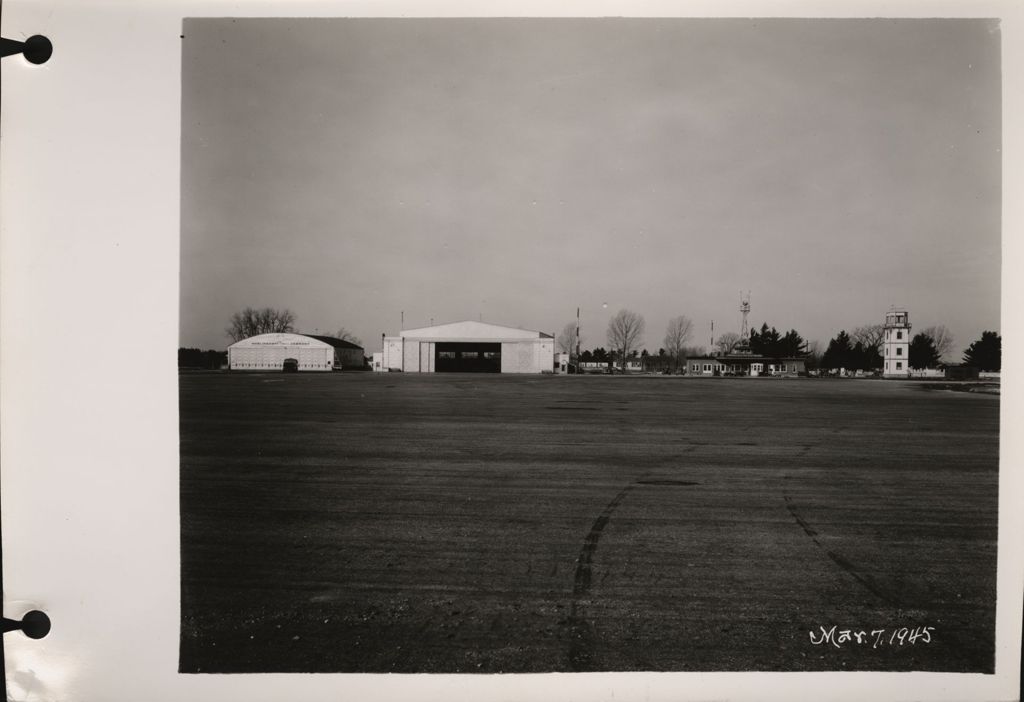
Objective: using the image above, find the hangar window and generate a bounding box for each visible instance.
[439,351,457,359]
[483,352,499,359]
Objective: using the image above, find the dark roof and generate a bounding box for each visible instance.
[302,334,364,350]
[687,354,807,362]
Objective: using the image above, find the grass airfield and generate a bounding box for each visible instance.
[179,372,998,673]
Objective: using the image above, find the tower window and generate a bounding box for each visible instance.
[897,347,903,356]
[896,361,903,370]
[897,331,903,340]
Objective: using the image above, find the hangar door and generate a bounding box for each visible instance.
[435,342,501,373]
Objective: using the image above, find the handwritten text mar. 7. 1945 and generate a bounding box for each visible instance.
[809,626,936,649]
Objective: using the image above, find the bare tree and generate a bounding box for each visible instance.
[226,307,297,342]
[921,324,954,361]
[851,324,885,354]
[556,322,582,356]
[663,315,693,369]
[715,331,741,354]
[333,327,363,346]
[607,309,645,371]
[804,339,822,369]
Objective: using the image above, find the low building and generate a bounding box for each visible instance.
[555,352,571,374]
[686,351,806,377]
[228,332,364,372]
[371,352,385,372]
[381,320,554,373]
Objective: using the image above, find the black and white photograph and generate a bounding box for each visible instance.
[175,16,1005,677]
[9,0,1024,697]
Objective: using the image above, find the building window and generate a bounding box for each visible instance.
[692,364,699,372]
[897,331,903,340]
[703,364,711,372]
[896,361,903,370]
[896,347,903,356]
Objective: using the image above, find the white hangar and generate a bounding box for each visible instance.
[381,321,555,373]
[228,333,364,372]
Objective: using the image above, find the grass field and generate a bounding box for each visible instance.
[179,373,999,673]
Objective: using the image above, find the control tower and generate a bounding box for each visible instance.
[882,309,911,377]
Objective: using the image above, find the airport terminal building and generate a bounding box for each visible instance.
[381,321,555,373]
[228,333,364,371]
[686,348,806,376]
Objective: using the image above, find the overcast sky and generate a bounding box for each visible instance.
[180,18,1001,356]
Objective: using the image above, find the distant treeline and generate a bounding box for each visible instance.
[179,348,228,369]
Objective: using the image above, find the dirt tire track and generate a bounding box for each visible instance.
[567,482,638,671]
[783,495,900,608]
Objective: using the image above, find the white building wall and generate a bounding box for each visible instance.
[228,345,332,371]
[555,352,570,373]
[537,339,554,373]
[882,311,911,377]
[403,340,421,372]
[383,324,554,373]
[499,340,553,373]
[383,338,403,371]
[500,342,523,373]
[418,341,436,372]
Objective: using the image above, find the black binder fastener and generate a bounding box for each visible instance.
[2,611,51,639]
[0,35,53,64]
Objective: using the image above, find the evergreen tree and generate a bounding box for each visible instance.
[780,329,805,357]
[962,331,1001,371]
[850,342,868,371]
[821,331,853,370]
[909,333,941,369]
[749,323,806,359]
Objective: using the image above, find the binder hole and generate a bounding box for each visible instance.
[23,35,52,65]
[20,610,50,639]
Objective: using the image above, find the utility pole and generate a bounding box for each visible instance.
[576,307,581,371]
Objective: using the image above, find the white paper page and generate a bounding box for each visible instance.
[2,2,1022,701]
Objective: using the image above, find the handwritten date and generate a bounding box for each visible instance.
[809,625,935,649]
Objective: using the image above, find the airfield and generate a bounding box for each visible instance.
[179,373,999,673]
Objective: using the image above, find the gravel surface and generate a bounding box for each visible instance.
[179,373,998,673]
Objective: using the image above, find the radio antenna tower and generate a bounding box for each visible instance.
[739,291,751,340]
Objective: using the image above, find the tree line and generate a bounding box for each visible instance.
[557,310,809,372]
[224,306,362,346]
[818,325,1000,372]
[178,307,366,369]
[558,309,1001,374]
[197,306,1001,374]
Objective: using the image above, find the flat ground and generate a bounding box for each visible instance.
[179,373,999,673]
